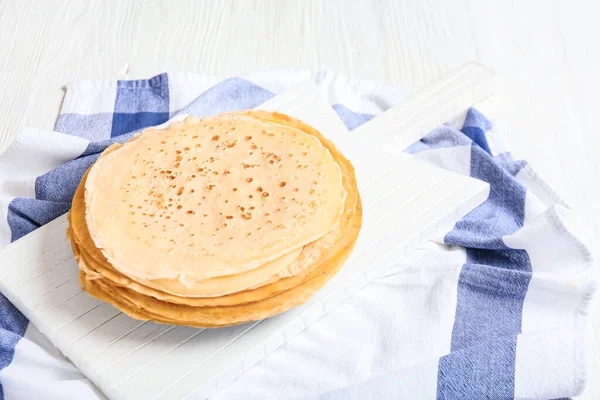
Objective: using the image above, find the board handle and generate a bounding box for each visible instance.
[342,62,496,156]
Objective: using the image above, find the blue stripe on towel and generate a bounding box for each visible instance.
[181,78,274,117]
[55,113,114,141]
[437,334,519,399]
[332,104,374,131]
[461,108,492,155]
[0,292,28,398]
[7,198,70,242]
[434,115,532,399]
[111,74,171,137]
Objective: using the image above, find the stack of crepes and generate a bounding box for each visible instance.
[67,111,362,328]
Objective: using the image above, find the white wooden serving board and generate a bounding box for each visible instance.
[0,72,490,399]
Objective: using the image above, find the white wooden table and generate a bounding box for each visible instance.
[0,0,598,398]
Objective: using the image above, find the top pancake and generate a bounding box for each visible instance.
[84,112,347,285]
[71,111,360,304]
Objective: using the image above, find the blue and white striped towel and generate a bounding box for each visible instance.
[0,70,596,400]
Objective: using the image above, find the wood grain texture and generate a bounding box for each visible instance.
[0,0,598,398]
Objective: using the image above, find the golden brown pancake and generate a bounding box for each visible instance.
[68,111,361,327]
[85,112,347,283]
